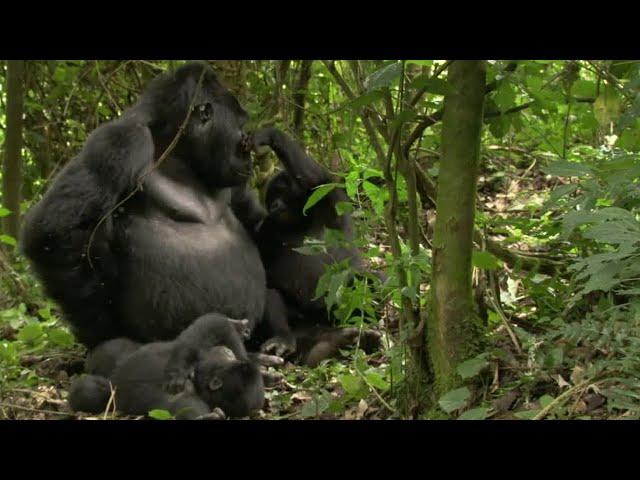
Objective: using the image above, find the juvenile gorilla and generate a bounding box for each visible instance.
[68,313,273,419]
[249,127,382,359]
[21,62,268,348]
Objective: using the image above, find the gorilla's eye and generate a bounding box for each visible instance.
[198,103,214,123]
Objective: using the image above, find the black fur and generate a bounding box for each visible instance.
[67,313,265,419]
[249,128,381,360]
[21,62,268,347]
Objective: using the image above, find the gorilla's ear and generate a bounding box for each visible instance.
[208,377,223,391]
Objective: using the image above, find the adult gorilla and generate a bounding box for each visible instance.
[21,62,268,348]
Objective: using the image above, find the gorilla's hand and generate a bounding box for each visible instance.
[250,127,276,151]
[260,334,297,358]
[196,407,226,420]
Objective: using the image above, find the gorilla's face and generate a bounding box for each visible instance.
[264,171,307,227]
[144,63,253,188]
[194,348,265,418]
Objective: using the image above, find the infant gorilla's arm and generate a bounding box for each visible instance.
[164,313,251,394]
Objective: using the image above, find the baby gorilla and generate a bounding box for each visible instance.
[68,313,273,419]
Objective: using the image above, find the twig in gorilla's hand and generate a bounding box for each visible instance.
[86,68,206,269]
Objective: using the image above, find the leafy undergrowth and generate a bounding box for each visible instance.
[0,300,398,420]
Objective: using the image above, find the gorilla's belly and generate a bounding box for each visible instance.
[117,215,266,341]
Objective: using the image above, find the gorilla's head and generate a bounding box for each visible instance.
[139,62,252,188]
[194,346,265,418]
[264,170,310,229]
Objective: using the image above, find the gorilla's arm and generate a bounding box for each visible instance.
[252,127,331,190]
[164,314,251,394]
[230,182,267,234]
[20,117,155,347]
[259,289,297,357]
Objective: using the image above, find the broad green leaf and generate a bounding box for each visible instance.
[17,323,44,344]
[543,347,564,369]
[457,355,489,379]
[458,407,490,420]
[303,184,339,215]
[365,371,390,391]
[347,90,384,111]
[0,207,11,217]
[438,387,471,413]
[339,374,365,396]
[301,393,331,418]
[365,62,402,91]
[472,251,501,271]
[539,395,555,409]
[148,409,173,420]
[514,410,540,419]
[0,235,17,246]
[493,82,516,111]
[570,80,597,98]
[48,328,75,348]
[487,114,510,139]
[410,76,450,96]
[543,161,593,177]
[335,201,354,216]
[390,110,417,133]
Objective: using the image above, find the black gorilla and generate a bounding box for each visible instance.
[249,127,382,358]
[68,313,271,419]
[21,62,269,348]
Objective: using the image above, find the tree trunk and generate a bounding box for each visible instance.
[293,60,313,142]
[427,60,486,396]
[2,60,25,241]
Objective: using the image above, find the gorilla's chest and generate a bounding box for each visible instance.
[112,193,266,340]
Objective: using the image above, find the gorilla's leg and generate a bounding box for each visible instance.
[86,338,141,378]
[298,327,382,367]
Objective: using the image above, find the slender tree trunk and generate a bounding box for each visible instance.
[428,60,486,396]
[293,60,313,142]
[2,60,25,241]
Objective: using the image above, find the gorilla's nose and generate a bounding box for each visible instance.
[240,132,251,153]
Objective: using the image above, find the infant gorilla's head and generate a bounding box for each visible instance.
[194,346,265,418]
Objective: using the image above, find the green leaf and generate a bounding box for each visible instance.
[543,161,593,177]
[390,110,417,133]
[472,251,501,270]
[347,90,384,111]
[148,409,173,420]
[570,80,596,98]
[365,371,390,391]
[514,410,540,419]
[539,395,555,409]
[17,323,44,344]
[438,387,471,413]
[339,374,365,396]
[0,235,17,246]
[335,201,354,216]
[0,207,11,217]
[458,407,490,420]
[410,76,450,96]
[493,82,516,111]
[300,392,331,418]
[303,184,339,215]
[365,62,402,91]
[543,348,564,369]
[457,355,489,379]
[48,328,75,348]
